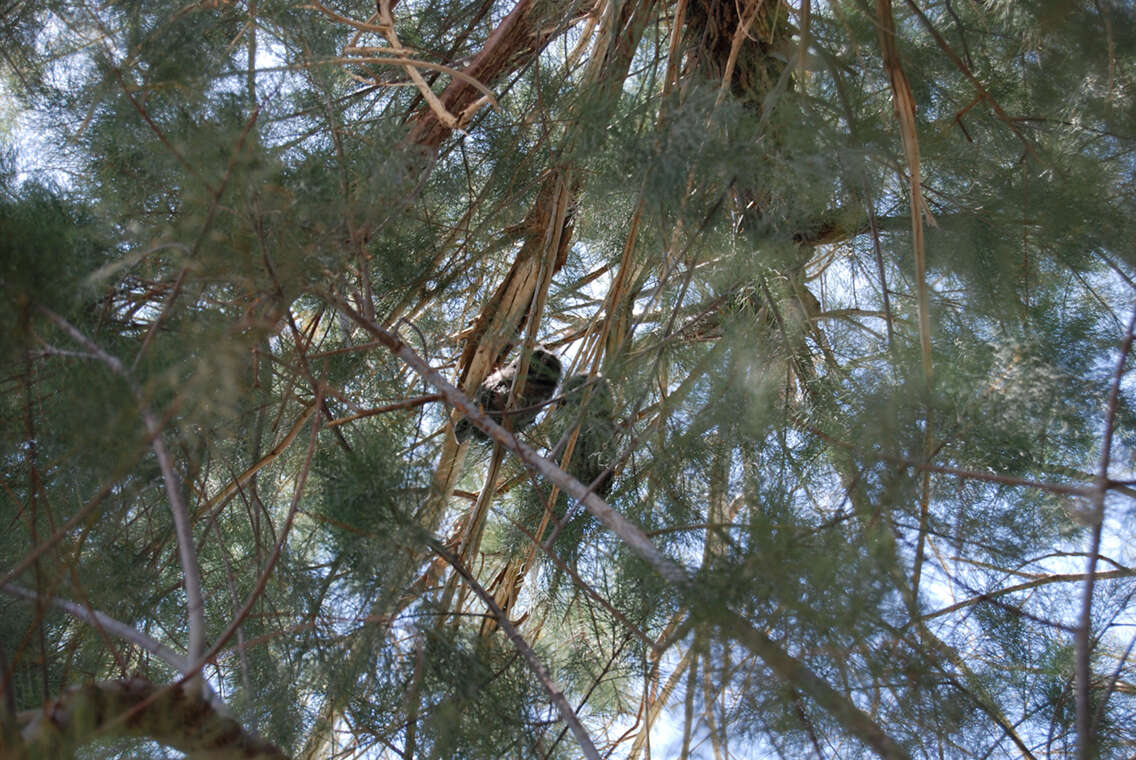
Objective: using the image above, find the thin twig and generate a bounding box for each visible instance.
[305,0,392,32]
[921,568,1136,623]
[804,422,1093,497]
[325,394,442,427]
[0,479,117,591]
[194,402,318,518]
[198,387,322,669]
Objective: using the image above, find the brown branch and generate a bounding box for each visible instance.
[0,479,117,591]
[94,388,322,749]
[405,0,554,149]
[874,0,935,607]
[17,678,287,759]
[111,69,211,192]
[498,512,657,653]
[198,389,322,673]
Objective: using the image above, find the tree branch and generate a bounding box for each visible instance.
[36,306,208,694]
[328,294,912,760]
[1,583,191,677]
[17,678,287,759]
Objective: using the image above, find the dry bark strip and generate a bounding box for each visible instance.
[468,0,663,635]
[406,0,582,150]
[415,172,576,535]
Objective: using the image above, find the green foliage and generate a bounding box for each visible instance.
[0,181,108,344]
[3,0,1136,757]
[315,422,427,590]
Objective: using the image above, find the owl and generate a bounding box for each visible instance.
[454,347,562,442]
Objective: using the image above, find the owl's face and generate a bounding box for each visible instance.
[527,348,561,382]
[456,346,563,441]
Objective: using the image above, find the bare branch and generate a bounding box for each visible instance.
[1,583,190,676]
[36,306,208,692]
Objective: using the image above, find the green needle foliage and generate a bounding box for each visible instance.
[2,0,1136,757]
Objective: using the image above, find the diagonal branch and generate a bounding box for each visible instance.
[196,387,323,675]
[193,401,318,519]
[903,0,1037,159]
[430,540,601,760]
[1,583,190,676]
[328,294,912,760]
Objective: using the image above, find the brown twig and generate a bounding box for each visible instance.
[920,568,1136,623]
[325,394,443,427]
[903,0,1037,160]
[874,0,936,604]
[194,402,318,519]
[803,422,1093,497]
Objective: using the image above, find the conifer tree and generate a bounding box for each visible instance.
[2,0,1135,758]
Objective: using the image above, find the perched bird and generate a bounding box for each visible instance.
[550,373,617,497]
[455,347,562,442]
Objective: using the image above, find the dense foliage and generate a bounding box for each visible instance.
[2,0,1136,757]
